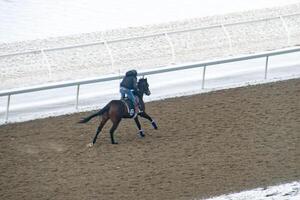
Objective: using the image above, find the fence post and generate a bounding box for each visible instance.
[221,24,233,54]
[164,33,176,64]
[202,66,206,89]
[5,94,11,123]
[41,49,52,79]
[279,15,291,46]
[75,84,80,110]
[264,56,269,80]
[104,41,114,69]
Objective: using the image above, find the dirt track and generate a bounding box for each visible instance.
[0,79,299,200]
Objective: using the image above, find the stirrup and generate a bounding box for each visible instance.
[129,109,135,116]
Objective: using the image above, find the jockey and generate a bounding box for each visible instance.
[120,70,138,116]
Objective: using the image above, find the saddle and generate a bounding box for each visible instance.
[121,96,141,117]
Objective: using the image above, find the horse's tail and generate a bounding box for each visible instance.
[78,103,110,123]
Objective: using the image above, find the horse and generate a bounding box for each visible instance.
[78,77,158,146]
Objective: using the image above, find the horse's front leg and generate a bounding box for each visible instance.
[134,117,145,137]
[139,112,158,130]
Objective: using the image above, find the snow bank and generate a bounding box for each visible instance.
[203,181,300,200]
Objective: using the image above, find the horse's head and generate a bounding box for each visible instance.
[138,77,151,96]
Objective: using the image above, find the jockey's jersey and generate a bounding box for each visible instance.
[120,75,138,91]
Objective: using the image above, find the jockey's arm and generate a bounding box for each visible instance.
[132,78,138,93]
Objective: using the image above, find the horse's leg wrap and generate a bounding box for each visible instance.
[134,117,145,137]
[139,112,158,130]
[151,120,158,130]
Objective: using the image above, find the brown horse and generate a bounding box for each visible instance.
[78,78,158,145]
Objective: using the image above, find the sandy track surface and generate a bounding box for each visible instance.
[0,79,299,200]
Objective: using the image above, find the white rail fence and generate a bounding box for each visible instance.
[1,46,300,123]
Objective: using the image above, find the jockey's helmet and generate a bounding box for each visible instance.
[126,69,137,77]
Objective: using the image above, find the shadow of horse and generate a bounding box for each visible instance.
[78,77,158,145]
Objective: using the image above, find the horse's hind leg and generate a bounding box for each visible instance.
[89,114,109,147]
[139,112,158,130]
[109,118,121,144]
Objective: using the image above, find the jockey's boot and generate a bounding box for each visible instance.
[129,109,135,116]
[129,101,135,116]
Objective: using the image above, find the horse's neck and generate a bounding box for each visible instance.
[136,90,144,100]
[136,91,145,109]
[136,88,144,102]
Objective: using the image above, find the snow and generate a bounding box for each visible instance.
[1,0,300,42]
[202,181,300,200]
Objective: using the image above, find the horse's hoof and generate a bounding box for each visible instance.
[138,130,145,138]
[112,142,118,145]
[87,143,94,148]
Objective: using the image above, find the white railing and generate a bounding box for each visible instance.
[1,46,300,123]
